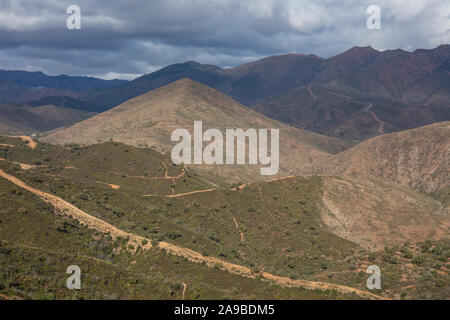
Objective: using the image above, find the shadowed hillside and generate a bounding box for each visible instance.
[0,104,96,135]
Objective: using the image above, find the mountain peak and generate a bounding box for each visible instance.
[350,45,377,51]
[343,45,379,56]
[146,77,212,95]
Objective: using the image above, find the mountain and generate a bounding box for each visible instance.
[251,83,447,141]
[0,79,80,104]
[319,122,450,193]
[3,46,448,140]
[223,54,324,104]
[324,45,450,105]
[252,45,450,140]
[42,78,350,184]
[79,61,229,112]
[80,54,325,112]
[80,45,450,140]
[0,70,127,104]
[0,70,127,91]
[0,103,96,135]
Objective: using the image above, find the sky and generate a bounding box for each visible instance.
[0,0,449,80]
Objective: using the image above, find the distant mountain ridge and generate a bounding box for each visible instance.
[0,103,95,135]
[76,45,450,141]
[3,45,449,141]
[0,70,127,91]
[80,54,326,111]
[0,70,127,104]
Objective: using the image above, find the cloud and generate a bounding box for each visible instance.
[0,0,448,79]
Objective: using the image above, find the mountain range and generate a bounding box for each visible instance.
[0,45,448,300]
[0,70,127,104]
[2,45,449,141]
[78,45,450,141]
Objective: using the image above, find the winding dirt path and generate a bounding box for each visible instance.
[232,216,239,230]
[232,216,245,242]
[0,168,147,249]
[128,164,185,182]
[0,293,14,300]
[143,176,300,198]
[307,85,316,98]
[0,168,389,300]
[150,188,217,198]
[327,92,352,100]
[128,162,186,195]
[0,158,36,170]
[181,282,187,300]
[96,181,120,190]
[13,136,37,149]
[364,103,385,134]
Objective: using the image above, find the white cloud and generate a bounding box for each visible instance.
[0,0,448,77]
[285,0,333,34]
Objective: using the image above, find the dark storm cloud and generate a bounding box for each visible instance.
[0,0,448,79]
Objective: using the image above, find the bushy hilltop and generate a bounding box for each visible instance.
[0,136,448,300]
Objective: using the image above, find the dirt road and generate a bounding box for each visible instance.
[13,136,37,149]
[181,282,187,300]
[0,168,389,300]
[96,181,120,190]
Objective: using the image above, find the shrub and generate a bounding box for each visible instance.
[412,254,425,265]
[17,207,28,215]
[207,231,221,243]
[166,231,182,240]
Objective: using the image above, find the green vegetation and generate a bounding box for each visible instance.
[0,135,448,300]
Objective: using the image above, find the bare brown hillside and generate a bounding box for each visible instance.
[319,176,449,251]
[42,78,350,184]
[320,122,449,192]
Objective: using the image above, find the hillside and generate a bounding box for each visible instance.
[0,104,96,135]
[42,79,350,185]
[0,135,448,299]
[319,176,448,250]
[319,122,450,193]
